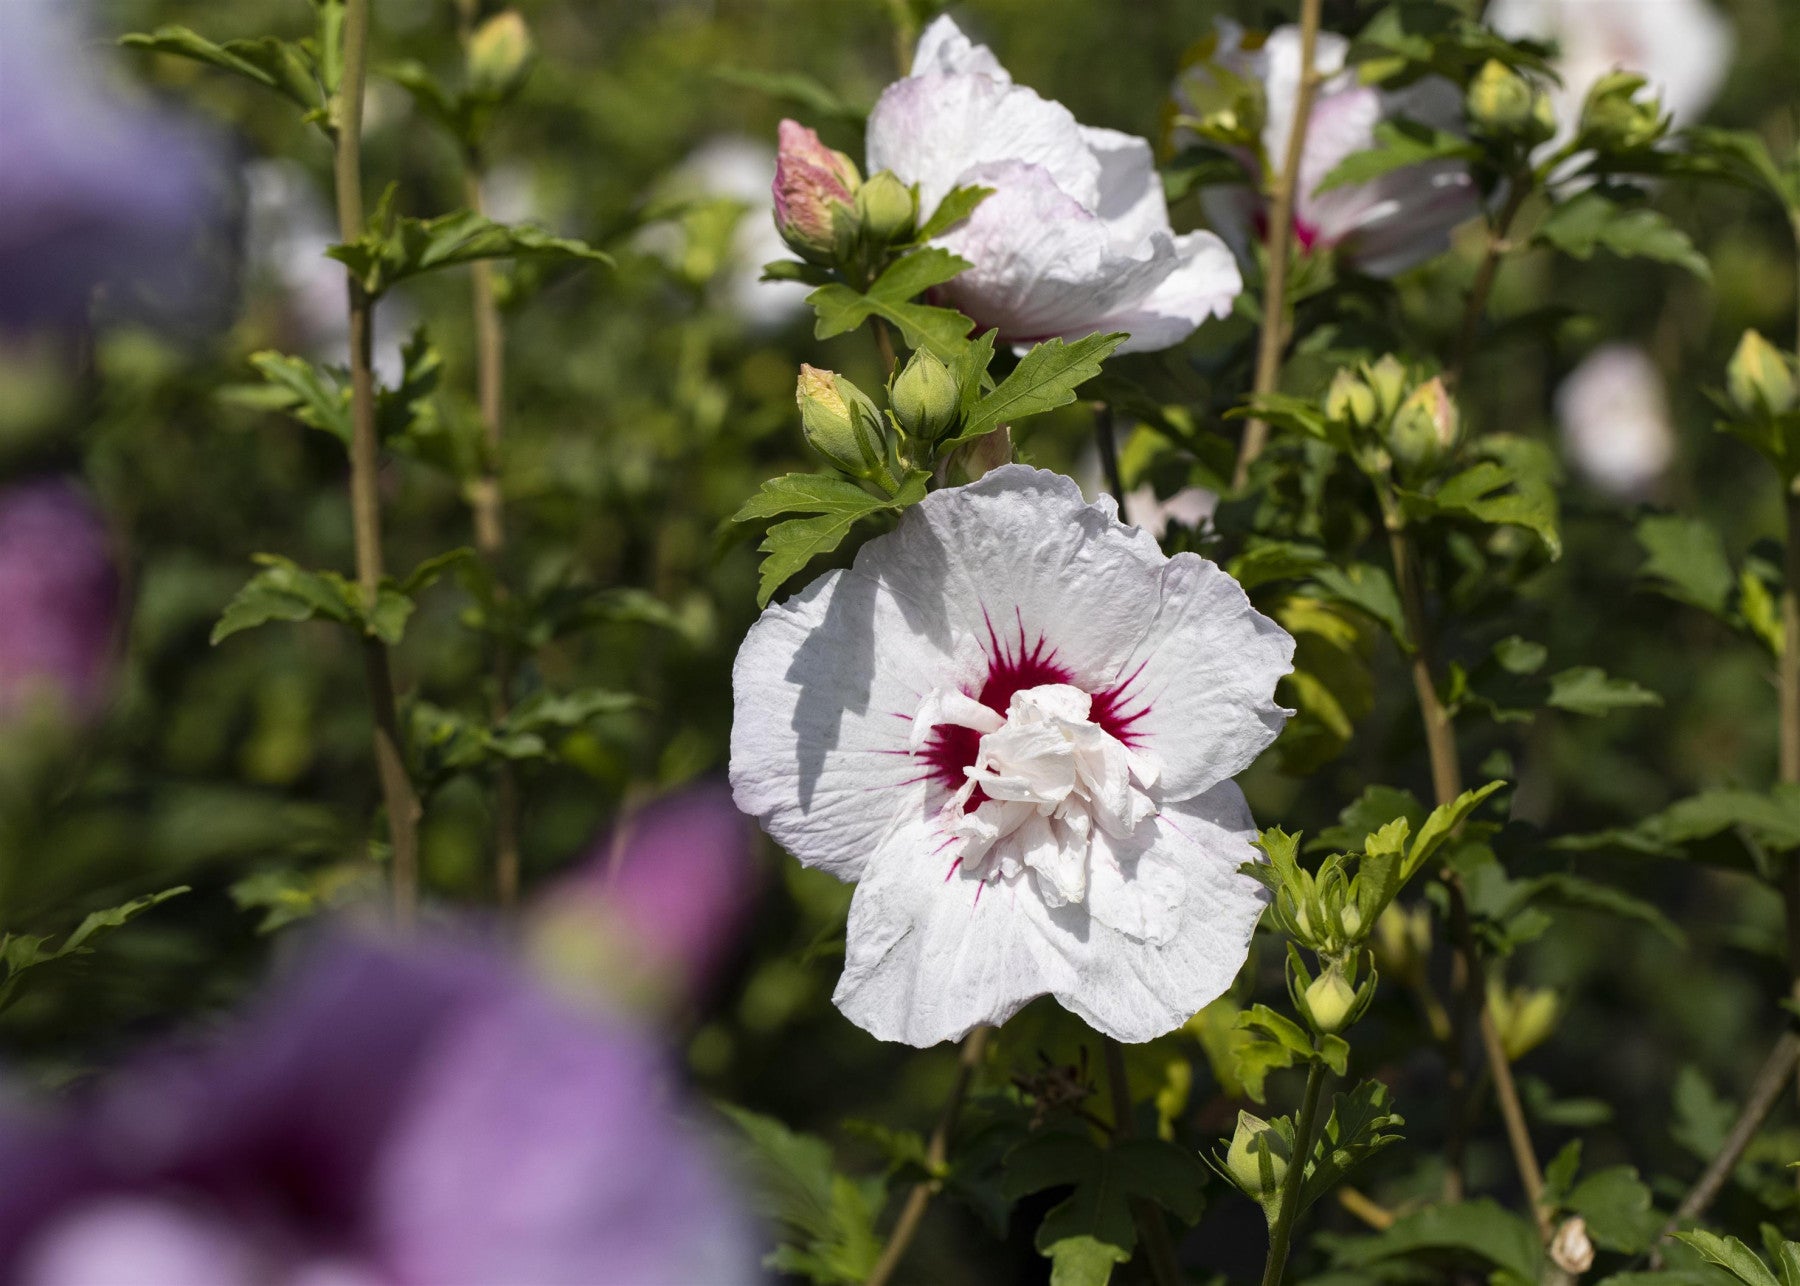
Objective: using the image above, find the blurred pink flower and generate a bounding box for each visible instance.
[865,16,1241,354]
[0,935,759,1286]
[533,781,760,1011]
[1179,23,1479,277]
[1487,0,1733,145]
[0,479,119,725]
[1554,343,1675,499]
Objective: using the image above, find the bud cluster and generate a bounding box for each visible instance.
[793,347,986,491]
[1486,976,1561,1061]
[773,119,919,269]
[1324,356,1461,484]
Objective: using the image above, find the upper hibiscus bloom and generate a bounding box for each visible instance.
[864,16,1242,354]
[1177,23,1480,278]
[1487,0,1733,145]
[730,467,1293,1046]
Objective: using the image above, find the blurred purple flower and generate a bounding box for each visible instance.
[0,935,759,1286]
[533,781,760,1011]
[0,479,119,724]
[0,0,233,334]
[1178,23,1479,278]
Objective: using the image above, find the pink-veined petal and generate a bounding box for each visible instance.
[1095,230,1242,355]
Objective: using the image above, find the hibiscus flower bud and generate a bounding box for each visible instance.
[1467,60,1554,145]
[1727,329,1798,417]
[1370,903,1431,988]
[1302,966,1360,1034]
[1362,355,1410,420]
[466,10,535,102]
[1578,71,1667,151]
[1325,369,1379,430]
[1550,1217,1596,1275]
[890,348,960,443]
[1224,1111,1289,1201]
[1487,978,1561,1060]
[854,171,918,246]
[1385,377,1459,481]
[796,365,892,482]
[773,120,861,265]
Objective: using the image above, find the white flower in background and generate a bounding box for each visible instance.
[730,467,1293,1045]
[243,160,410,383]
[683,138,813,330]
[1075,446,1216,540]
[1554,343,1675,499]
[864,17,1242,354]
[1178,24,1480,278]
[1487,0,1734,143]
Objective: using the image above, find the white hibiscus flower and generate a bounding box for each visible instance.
[1554,343,1675,500]
[864,17,1242,355]
[729,466,1294,1046]
[1178,23,1480,278]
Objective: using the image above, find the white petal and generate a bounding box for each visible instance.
[866,74,1099,216]
[1080,126,1172,250]
[1019,811,1085,906]
[879,465,1168,689]
[1067,722,1144,838]
[972,721,1075,802]
[1257,26,1353,177]
[730,567,969,880]
[911,14,1011,81]
[909,686,1003,749]
[934,160,1181,347]
[1096,230,1242,355]
[833,782,1267,1045]
[1100,552,1295,801]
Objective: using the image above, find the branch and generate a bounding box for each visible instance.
[1231,0,1324,490]
[335,0,422,925]
[865,1026,991,1286]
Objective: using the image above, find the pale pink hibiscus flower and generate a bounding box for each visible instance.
[730,467,1293,1046]
[1178,23,1480,277]
[864,17,1242,354]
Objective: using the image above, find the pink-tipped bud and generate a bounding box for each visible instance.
[772,119,861,265]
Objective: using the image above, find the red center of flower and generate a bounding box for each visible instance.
[915,610,1150,803]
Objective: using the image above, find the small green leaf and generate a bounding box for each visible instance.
[1566,1166,1660,1254]
[737,473,926,605]
[243,352,352,443]
[1402,458,1561,558]
[1315,118,1480,193]
[805,249,976,360]
[1674,1231,1783,1286]
[1545,667,1662,717]
[949,333,1128,444]
[731,474,895,524]
[1636,513,1735,616]
[1309,563,1409,646]
[1003,1127,1207,1257]
[122,27,323,114]
[914,185,994,242]
[331,207,611,296]
[212,555,358,644]
[1047,1236,1129,1286]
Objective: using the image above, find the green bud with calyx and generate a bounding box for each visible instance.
[1326,368,1379,430]
[1487,978,1561,1060]
[890,347,960,444]
[854,171,919,246]
[1727,329,1798,416]
[1466,60,1536,135]
[1578,71,1666,151]
[466,10,536,102]
[1385,377,1459,481]
[1362,355,1410,419]
[796,365,895,485]
[1302,966,1360,1035]
[1224,1111,1289,1202]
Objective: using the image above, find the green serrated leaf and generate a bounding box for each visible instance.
[245,351,352,442]
[123,27,323,114]
[950,332,1126,443]
[914,185,994,242]
[331,208,611,297]
[1636,513,1735,616]
[212,555,358,644]
[1537,191,1712,280]
[1047,1235,1129,1286]
[1567,1166,1661,1254]
[1675,1231,1783,1286]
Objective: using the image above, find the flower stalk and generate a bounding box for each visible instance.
[1447,177,1530,391]
[1258,1054,1327,1286]
[334,0,422,924]
[1232,0,1324,491]
[1104,1034,1183,1286]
